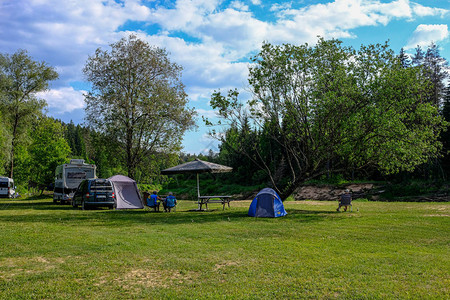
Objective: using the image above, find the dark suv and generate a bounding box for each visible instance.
[72,179,115,210]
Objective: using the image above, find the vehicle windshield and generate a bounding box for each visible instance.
[67,172,86,179]
[0,182,8,188]
[65,167,96,188]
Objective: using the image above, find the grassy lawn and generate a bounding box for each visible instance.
[0,196,448,299]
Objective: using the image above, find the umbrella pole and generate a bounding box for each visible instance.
[197,173,201,210]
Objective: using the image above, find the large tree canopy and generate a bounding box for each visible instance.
[0,49,58,178]
[83,35,196,179]
[211,38,447,198]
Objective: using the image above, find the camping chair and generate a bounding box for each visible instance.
[165,201,176,212]
[164,194,177,212]
[147,202,161,212]
[339,203,352,212]
[145,192,161,212]
[338,193,352,212]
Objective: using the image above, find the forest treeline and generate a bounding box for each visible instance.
[1,37,450,196]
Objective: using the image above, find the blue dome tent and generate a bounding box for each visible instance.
[248,188,287,217]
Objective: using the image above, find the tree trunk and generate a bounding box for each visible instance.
[279,177,304,200]
[9,141,14,179]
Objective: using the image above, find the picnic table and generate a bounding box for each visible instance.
[197,195,232,210]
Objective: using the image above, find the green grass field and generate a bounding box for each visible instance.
[0,196,448,299]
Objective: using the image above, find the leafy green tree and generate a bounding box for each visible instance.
[0,49,58,178]
[211,38,447,198]
[83,35,196,179]
[86,130,125,179]
[0,111,11,175]
[28,117,70,192]
[11,144,31,186]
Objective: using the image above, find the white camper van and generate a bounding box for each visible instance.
[0,177,16,198]
[53,159,96,204]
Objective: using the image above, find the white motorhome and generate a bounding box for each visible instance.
[0,177,16,198]
[53,159,96,204]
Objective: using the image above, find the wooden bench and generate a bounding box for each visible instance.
[197,196,232,210]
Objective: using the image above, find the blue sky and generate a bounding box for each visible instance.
[1,0,449,154]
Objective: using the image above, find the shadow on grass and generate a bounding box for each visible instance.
[0,197,341,226]
[0,207,336,227]
[0,200,75,211]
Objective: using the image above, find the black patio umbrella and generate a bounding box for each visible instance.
[161,158,232,199]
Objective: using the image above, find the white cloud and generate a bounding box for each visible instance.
[373,0,412,20]
[268,0,414,44]
[270,3,292,12]
[405,24,449,49]
[0,0,152,85]
[149,0,220,33]
[149,3,267,57]
[144,34,249,90]
[230,1,249,11]
[196,108,218,119]
[37,87,86,113]
[412,3,449,18]
[250,0,261,5]
[202,9,268,56]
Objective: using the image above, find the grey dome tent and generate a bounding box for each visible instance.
[248,188,287,217]
[108,175,144,209]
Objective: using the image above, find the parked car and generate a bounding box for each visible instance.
[72,178,115,210]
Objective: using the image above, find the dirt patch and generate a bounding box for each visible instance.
[424,214,450,217]
[114,268,200,290]
[293,183,375,201]
[289,200,331,206]
[0,256,66,281]
[235,183,448,202]
[214,261,238,271]
[425,205,449,211]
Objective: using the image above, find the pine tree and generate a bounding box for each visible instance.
[398,47,411,68]
[423,42,449,107]
[411,45,424,66]
[441,84,450,178]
